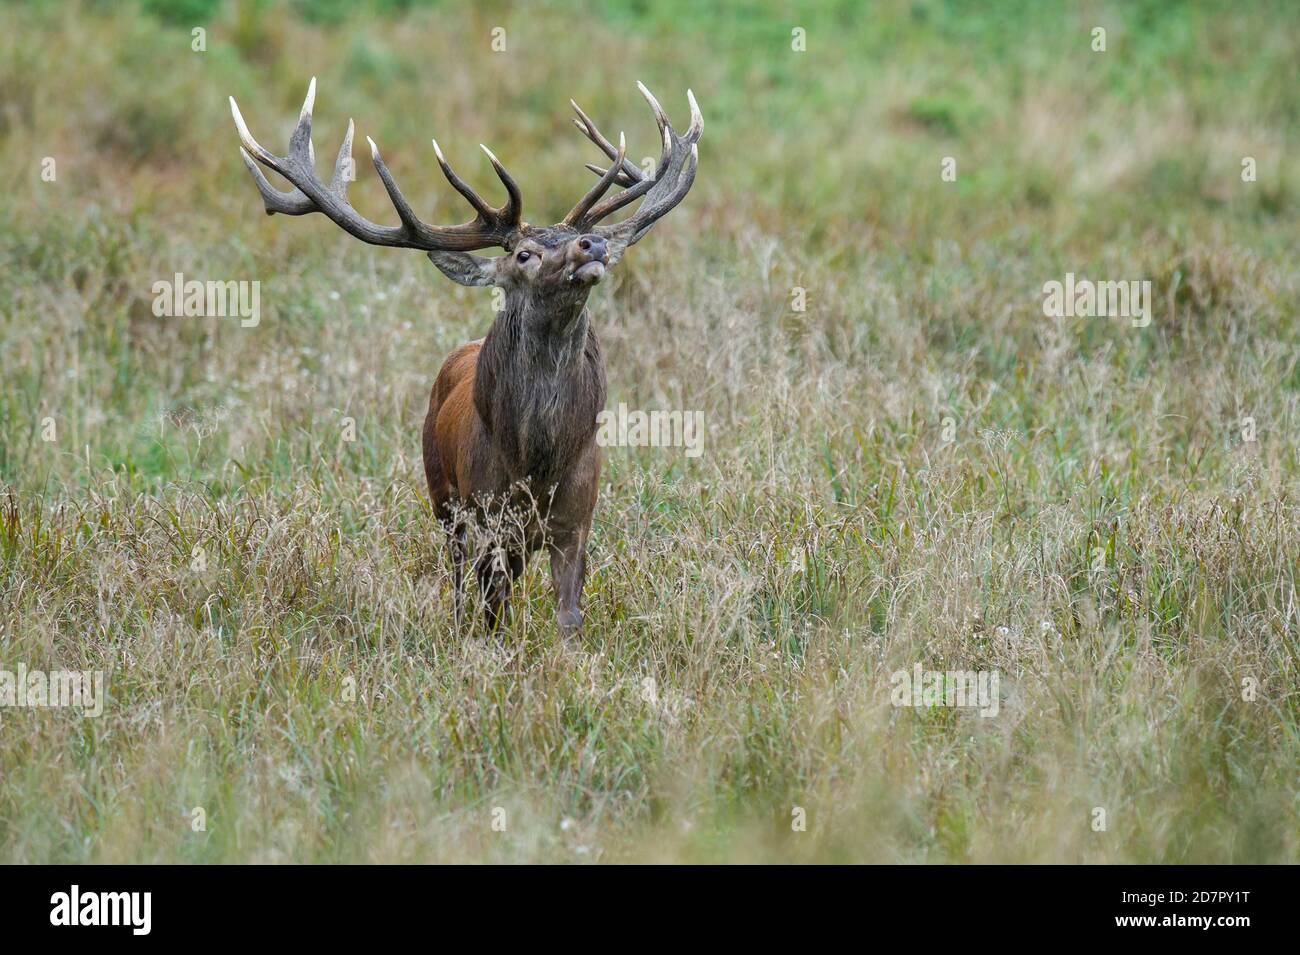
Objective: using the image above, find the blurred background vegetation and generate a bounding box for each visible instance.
[0,0,1297,862]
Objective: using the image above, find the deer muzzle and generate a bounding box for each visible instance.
[568,233,609,285]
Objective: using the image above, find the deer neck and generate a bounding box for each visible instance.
[474,297,607,486]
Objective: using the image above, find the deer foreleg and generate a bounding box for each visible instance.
[476,548,523,633]
[548,531,588,640]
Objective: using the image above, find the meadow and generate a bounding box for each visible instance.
[0,0,1297,862]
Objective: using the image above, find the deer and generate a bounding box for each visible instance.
[229,78,702,639]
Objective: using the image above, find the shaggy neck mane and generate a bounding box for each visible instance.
[474,296,608,490]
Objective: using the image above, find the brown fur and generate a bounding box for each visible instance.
[423,229,609,637]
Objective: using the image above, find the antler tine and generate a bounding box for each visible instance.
[683,88,703,143]
[366,135,427,237]
[328,118,355,194]
[564,131,627,229]
[230,78,523,252]
[635,80,670,141]
[583,162,638,189]
[288,76,316,162]
[570,99,642,184]
[230,91,276,166]
[479,144,524,229]
[431,138,493,219]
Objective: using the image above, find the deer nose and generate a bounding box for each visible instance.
[577,234,607,263]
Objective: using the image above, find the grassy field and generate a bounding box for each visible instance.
[1,0,1297,863]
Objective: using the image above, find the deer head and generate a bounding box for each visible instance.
[229,79,702,316]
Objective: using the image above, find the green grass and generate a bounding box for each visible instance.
[0,0,1297,862]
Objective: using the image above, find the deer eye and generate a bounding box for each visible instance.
[516,250,532,263]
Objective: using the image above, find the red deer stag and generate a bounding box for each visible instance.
[230,78,702,638]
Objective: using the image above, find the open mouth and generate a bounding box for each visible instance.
[569,260,607,285]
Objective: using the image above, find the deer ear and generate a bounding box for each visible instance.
[426,251,499,287]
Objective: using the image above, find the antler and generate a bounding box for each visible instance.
[566,82,702,253]
[230,77,523,252]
